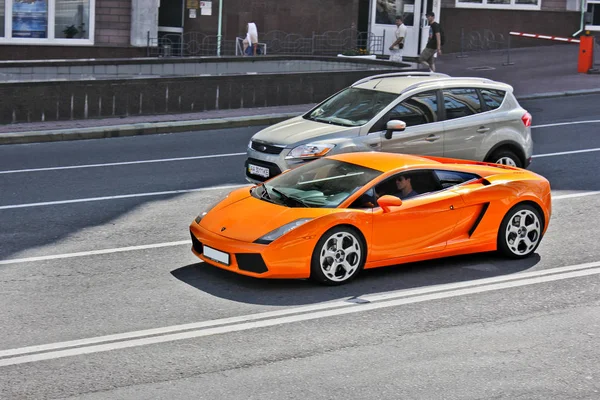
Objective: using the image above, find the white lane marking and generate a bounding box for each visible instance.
[531,119,600,129]
[0,184,249,210]
[1,261,599,367]
[0,118,597,175]
[552,191,600,200]
[0,241,190,266]
[0,189,598,265]
[0,152,246,174]
[0,144,598,211]
[533,148,600,158]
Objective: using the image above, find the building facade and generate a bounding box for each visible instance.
[0,0,597,60]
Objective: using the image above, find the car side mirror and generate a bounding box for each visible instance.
[384,120,407,140]
[377,195,403,212]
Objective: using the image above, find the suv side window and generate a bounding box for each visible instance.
[480,89,506,110]
[442,88,482,120]
[369,90,439,132]
[434,170,480,189]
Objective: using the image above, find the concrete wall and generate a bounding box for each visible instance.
[0,57,402,82]
[0,68,404,124]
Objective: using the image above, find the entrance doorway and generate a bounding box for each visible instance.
[158,0,184,56]
[366,0,440,58]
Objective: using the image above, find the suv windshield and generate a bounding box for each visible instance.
[304,88,398,127]
[252,158,382,208]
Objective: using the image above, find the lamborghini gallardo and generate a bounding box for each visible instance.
[190,152,551,285]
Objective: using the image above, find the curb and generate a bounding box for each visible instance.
[516,88,600,100]
[0,113,300,145]
[2,89,600,145]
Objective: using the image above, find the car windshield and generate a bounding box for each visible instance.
[252,158,382,208]
[304,88,398,127]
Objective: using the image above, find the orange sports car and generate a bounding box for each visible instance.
[189,152,551,285]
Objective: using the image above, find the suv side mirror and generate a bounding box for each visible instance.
[377,195,403,212]
[384,120,407,140]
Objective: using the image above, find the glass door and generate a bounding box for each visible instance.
[370,0,423,57]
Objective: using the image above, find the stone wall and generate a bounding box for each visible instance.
[0,68,404,125]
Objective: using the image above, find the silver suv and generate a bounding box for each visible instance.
[245,72,533,183]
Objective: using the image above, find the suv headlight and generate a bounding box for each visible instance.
[248,139,253,149]
[254,218,313,244]
[285,143,335,160]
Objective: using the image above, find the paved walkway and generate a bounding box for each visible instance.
[1,44,599,145]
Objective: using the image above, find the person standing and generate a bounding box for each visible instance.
[389,15,407,63]
[418,12,442,72]
[243,22,259,56]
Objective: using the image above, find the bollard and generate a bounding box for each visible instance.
[578,33,594,73]
[502,34,514,66]
[456,28,469,58]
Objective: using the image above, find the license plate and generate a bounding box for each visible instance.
[203,245,230,265]
[248,164,270,178]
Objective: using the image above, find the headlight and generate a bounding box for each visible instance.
[248,139,253,149]
[285,143,335,160]
[194,198,223,224]
[254,218,313,244]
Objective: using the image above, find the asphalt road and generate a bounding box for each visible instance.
[1,94,600,399]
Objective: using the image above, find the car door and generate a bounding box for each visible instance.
[369,170,464,262]
[441,87,490,161]
[374,90,444,157]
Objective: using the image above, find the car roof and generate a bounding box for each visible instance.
[329,152,526,177]
[351,72,513,95]
[330,152,440,171]
[353,76,442,94]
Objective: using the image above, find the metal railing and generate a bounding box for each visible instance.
[147,29,385,57]
[456,28,507,58]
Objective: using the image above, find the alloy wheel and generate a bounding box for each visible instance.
[319,231,362,283]
[495,156,517,167]
[505,209,541,256]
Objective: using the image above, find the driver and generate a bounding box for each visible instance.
[393,175,418,199]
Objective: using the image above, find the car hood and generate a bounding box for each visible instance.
[252,116,358,146]
[200,187,335,242]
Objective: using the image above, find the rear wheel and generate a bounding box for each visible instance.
[497,204,543,259]
[487,149,522,168]
[310,226,365,285]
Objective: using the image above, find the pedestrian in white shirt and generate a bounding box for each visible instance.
[389,15,407,63]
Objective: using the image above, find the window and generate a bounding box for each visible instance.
[387,90,439,128]
[456,0,540,9]
[305,88,398,127]
[256,158,382,208]
[434,170,480,189]
[375,170,442,200]
[375,0,415,27]
[55,0,90,39]
[443,88,482,120]
[0,0,94,43]
[0,0,4,37]
[12,0,48,38]
[480,89,506,110]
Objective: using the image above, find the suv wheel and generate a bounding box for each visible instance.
[487,149,522,168]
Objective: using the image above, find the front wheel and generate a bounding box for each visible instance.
[310,226,366,285]
[497,204,543,259]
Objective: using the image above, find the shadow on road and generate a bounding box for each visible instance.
[171,252,541,306]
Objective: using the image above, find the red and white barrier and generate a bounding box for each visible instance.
[509,32,580,43]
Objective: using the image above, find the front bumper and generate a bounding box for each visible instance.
[189,222,313,279]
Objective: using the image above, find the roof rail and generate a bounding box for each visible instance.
[401,76,509,94]
[351,71,450,87]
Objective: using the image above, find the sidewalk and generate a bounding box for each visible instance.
[1,44,599,145]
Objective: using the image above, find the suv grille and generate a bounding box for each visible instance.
[251,141,284,155]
